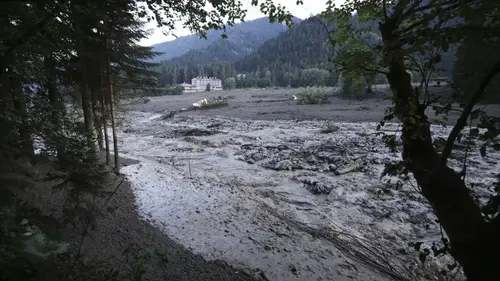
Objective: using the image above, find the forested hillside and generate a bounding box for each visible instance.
[235,16,333,72]
[233,16,337,87]
[158,16,338,88]
[152,17,290,63]
[157,14,457,89]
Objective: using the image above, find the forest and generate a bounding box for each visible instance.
[157,16,339,88]
[0,0,252,280]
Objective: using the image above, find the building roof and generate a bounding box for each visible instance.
[193,76,221,80]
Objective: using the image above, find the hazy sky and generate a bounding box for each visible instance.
[139,0,344,46]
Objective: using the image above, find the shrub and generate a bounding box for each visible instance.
[224,77,236,90]
[340,72,367,99]
[296,87,329,104]
[374,73,388,84]
[166,85,184,95]
[320,122,340,133]
[134,86,184,96]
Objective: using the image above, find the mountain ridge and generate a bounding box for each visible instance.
[151,17,295,63]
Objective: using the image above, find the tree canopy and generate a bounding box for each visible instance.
[0,1,262,278]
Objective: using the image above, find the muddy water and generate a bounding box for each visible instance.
[116,111,499,281]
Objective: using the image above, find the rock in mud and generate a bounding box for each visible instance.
[274,160,293,171]
[328,164,338,172]
[303,179,333,195]
[176,128,220,137]
[336,159,366,175]
[123,127,137,133]
[306,155,319,164]
[250,150,269,162]
[161,111,176,120]
[215,149,229,158]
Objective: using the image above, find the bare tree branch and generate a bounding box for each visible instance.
[382,0,388,21]
[440,60,500,166]
[312,16,336,50]
[402,0,460,18]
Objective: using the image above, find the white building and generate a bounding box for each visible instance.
[192,76,223,91]
[179,76,223,93]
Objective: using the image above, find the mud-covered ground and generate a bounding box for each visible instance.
[116,88,500,281]
[124,86,500,124]
[20,158,260,281]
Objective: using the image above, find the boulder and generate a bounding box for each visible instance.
[274,160,293,171]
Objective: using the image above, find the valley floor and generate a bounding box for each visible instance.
[124,86,500,124]
[115,88,500,281]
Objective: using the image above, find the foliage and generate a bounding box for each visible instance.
[0,208,67,281]
[235,16,335,82]
[340,72,368,99]
[224,77,236,90]
[300,68,330,86]
[319,122,340,134]
[165,85,184,95]
[296,87,329,104]
[453,15,500,103]
[374,73,388,84]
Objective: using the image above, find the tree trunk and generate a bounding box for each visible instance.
[45,55,66,162]
[0,68,13,147]
[379,20,500,281]
[100,62,110,165]
[91,88,104,151]
[106,39,119,172]
[8,67,35,158]
[78,41,96,152]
